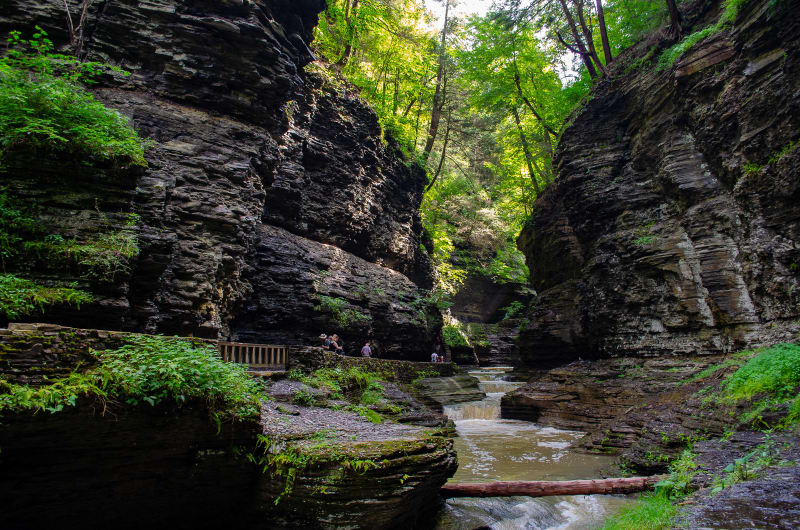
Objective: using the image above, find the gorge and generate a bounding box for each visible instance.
[1,0,799,528]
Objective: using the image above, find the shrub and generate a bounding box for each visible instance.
[0,28,151,165]
[722,343,800,401]
[314,295,371,328]
[442,323,470,348]
[500,300,525,320]
[0,273,92,319]
[0,335,266,421]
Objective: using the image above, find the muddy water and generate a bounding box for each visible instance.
[435,367,632,529]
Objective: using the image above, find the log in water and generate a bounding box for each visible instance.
[441,476,664,498]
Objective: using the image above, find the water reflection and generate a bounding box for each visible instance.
[435,367,632,529]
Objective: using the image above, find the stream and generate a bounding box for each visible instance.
[434,367,632,529]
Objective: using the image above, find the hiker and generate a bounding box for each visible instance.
[360,341,372,358]
[321,333,332,350]
[330,333,344,355]
[431,351,438,363]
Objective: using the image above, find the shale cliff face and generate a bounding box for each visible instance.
[0,0,438,356]
[517,0,800,366]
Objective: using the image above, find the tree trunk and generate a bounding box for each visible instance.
[665,0,682,38]
[556,0,597,78]
[441,476,664,499]
[423,0,450,158]
[594,0,613,64]
[575,0,607,75]
[337,0,360,66]
[512,106,542,196]
[426,111,451,191]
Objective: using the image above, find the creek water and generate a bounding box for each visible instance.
[434,367,632,529]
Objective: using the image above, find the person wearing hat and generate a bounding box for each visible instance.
[320,333,332,349]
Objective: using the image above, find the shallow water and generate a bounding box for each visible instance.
[434,367,632,529]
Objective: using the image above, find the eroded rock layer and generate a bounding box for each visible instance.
[0,0,437,354]
[517,0,800,366]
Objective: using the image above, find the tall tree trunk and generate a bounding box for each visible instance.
[556,0,597,78]
[665,0,682,38]
[426,111,451,191]
[594,0,613,64]
[512,106,542,196]
[575,0,606,75]
[337,0,359,66]
[519,170,529,216]
[423,0,450,158]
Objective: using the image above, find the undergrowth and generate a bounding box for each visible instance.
[0,28,151,165]
[600,491,677,530]
[287,366,388,421]
[0,335,266,422]
[657,0,750,69]
[0,273,92,320]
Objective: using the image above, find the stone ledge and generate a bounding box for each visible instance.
[288,346,455,383]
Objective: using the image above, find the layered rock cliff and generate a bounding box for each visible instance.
[517,0,800,367]
[0,0,438,357]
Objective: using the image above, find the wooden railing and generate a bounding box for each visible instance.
[218,341,288,371]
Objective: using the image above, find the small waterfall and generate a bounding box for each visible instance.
[435,367,633,529]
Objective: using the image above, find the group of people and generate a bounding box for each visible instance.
[318,334,446,362]
[319,333,374,358]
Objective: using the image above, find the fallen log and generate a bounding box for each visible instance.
[440,476,664,498]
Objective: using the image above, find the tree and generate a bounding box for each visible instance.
[423,0,451,159]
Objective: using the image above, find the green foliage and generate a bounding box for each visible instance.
[654,449,697,499]
[633,221,657,246]
[600,491,677,530]
[767,139,799,165]
[657,0,750,69]
[0,28,151,165]
[23,216,140,282]
[710,434,782,495]
[248,434,384,503]
[0,188,42,268]
[0,188,140,284]
[0,273,92,319]
[442,322,470,348]
[293,389,318,407]
[500,300,525,320]
[743,162,764,175]
[314,295,371,328]
[722,343,800,402]
[0,335,265,421]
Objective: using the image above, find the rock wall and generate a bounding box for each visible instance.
[517,0,800,366]
[0,0,438,356]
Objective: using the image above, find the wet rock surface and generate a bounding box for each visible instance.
[0,0,435,352]
[412,374,486,411]
[676,432,800,529]
[258,372,458,529]
[516,0,800,367]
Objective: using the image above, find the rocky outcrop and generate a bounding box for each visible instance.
[447,272,531,366]
[0,329,458,529]
[0,0,437,354]
[412,374,486,411]
[232,226,438,361]
[516,0,800,366]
